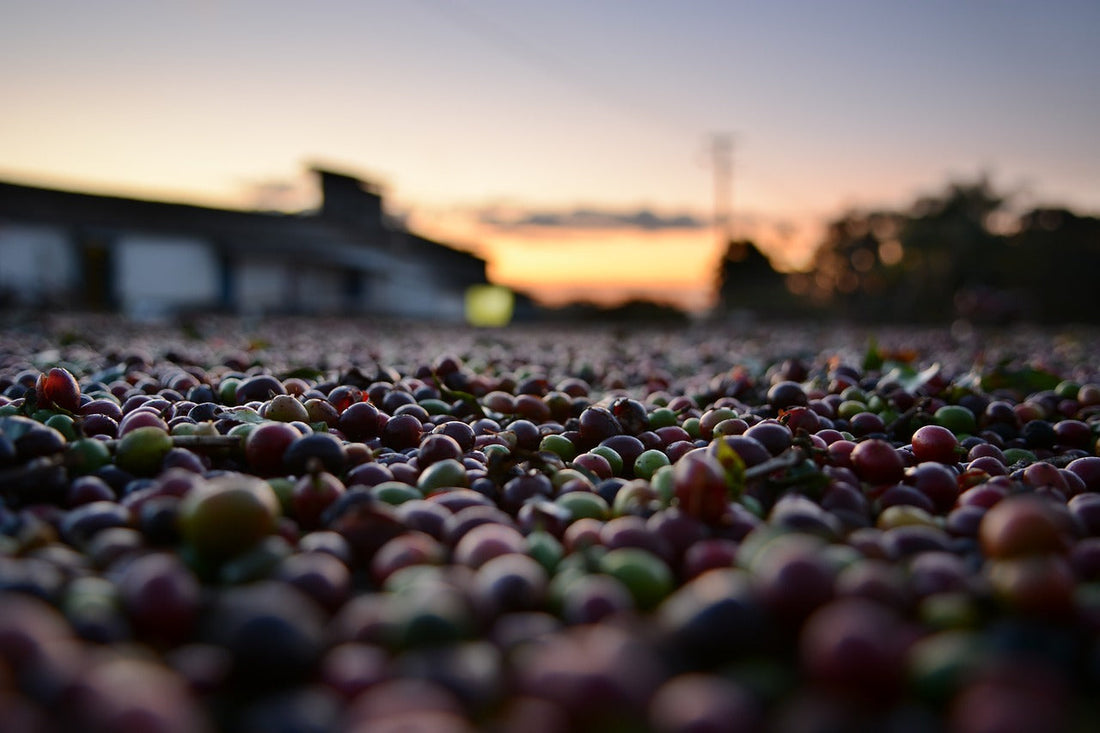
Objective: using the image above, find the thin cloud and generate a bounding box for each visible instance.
[479,206,708,231]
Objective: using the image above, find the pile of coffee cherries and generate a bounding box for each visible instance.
[1,316,1100,732]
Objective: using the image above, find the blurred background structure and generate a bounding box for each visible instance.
[0,169,490,321]
[716,178,1100,325]
[1,1,1098,324]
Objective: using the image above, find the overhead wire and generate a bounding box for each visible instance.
[410,0,693,138]
[410,0,817,231]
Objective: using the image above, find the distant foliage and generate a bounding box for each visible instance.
[714,240,812,320]
[545,299,691,325]
[785,177,1100,324]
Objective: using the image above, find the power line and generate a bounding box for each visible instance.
[409,1,816,239]
[711,133,733,243]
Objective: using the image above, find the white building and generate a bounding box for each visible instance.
[0,168,488,321]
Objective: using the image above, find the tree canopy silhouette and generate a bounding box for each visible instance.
[714,239,808,319]
[797,177,1100,324]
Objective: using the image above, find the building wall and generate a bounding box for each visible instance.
[373,259,466,321]
[234,259,353,315]
[0,223,78,304]
[236,258,290,315]
[297,267,348,314]
[114,234,220,317]
[0,185,486,322]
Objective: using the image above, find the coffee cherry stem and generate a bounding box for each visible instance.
[743,447,809,481]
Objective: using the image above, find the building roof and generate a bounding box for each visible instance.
[0,172,485,277]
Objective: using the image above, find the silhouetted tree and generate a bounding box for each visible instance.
[996,208,1100,323]
[803,210,906,318]
[548,299,689,325]
[899,178,1004,320]
[714,239,807,318]
[726,176,1100,324]
[805,177,1007,322]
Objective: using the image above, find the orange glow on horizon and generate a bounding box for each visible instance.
[411,213,729,312]
[1,163,825,314]
[1,2,1096,321]
[411,206,823,313]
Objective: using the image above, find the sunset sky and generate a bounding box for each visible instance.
[3,1,1098,311]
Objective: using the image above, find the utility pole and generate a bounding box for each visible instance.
[711,133,733,248]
